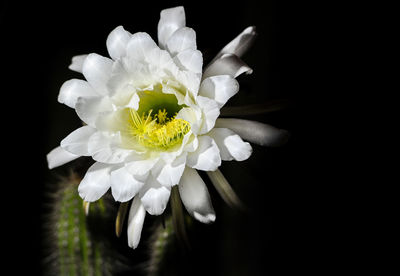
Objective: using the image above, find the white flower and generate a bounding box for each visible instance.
[47,6,288,249]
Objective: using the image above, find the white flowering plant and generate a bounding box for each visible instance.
[47,6,288,250]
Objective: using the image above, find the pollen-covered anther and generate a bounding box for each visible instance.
[128,108,190,150]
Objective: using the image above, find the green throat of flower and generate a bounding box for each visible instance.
[127,88,190,150]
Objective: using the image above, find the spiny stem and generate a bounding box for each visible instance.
[45,172,115,276]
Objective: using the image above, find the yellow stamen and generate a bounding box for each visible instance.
[156,109,168,124]
[127,108,190,150]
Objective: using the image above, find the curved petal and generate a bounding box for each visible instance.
[78,162,114,202]
[88,131,133,164]
[82,53,113,96]
[151,153,187,187]
[47,146,79,169]
[183,134,199,153]
[203,53,252,79]
[166,27,197,56]
[110,166,146,202]
[75,96,114,127]
[211,26,257,63]
[206,169,244,209]
[68,54,88,73]
[146,47,180,78]
[125,158,159,176]
[94,108,128,132]
[178,167,215,223]
[175,70,201,97]
[126,32,159,62]
[60,126,96,156]
[198,75,239,108]
[208,128,252,161]
[176,107,202,134]
[173,49,203,74]
[196,96,220,134]
[127,196,146,249]
[157,6,186,49]
[58,79,98,108]
[139,174,171,215]
[215,118,290,147]
[106,26,132,60]
[187,135,221,171]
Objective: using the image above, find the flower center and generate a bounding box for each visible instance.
[127,86,190,150]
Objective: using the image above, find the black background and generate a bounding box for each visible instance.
[0,0,318,275]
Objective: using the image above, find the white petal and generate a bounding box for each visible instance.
[151,153,187,187]
[60,126,96,156]
[208,128,252,161]
[196,96,220,134]
[111,166,146,202]
[82,53,113,96]
[157,6,186,49]
[58,79,98,108]
[145,47,181,80]
[88,131,133,164]
[78,162,113,202]
[211,26,257,62]
[75,96,114,127]
[178,167,215,223]
[46,146,79,169]
[173,49,203,74]
[125,158,159,176]
[187,135,221,171]
[198,75,239,108]
[124,92,140,109]
[215,118,290,147]
[203,53,252,79]
[139,175,171,215]
[94,109,127,132]
[166,27,196,56]
[106,26,132,60]
[176,107,202,134]
[106,59,133,96]
[174,70,201,97]
[127,196,146,249]
[183,134,199,153]
[68,54,88,73]
[126,32,159,62]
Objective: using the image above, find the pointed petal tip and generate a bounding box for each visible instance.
[194,212,216,224]
[115,202,130,238]
[266,129,290,147]
[68,54,88,73]
[127,197,146,250]
[83,201,90,216]
[128,241,139,249]
[246,25,257,34]
[46,155,56,169]
[46,146,80,169]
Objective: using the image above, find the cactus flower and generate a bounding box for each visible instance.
[47,6,287,249]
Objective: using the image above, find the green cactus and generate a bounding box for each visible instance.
[44,171,194,276]
[44,172,114,276]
